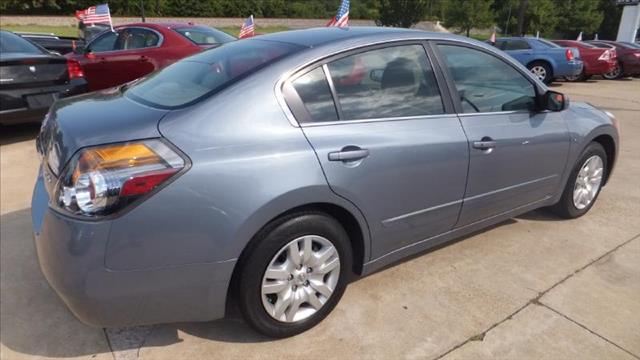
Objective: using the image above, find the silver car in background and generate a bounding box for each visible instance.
[32,27,619,338]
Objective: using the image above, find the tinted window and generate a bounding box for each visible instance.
[0,31,43,55]
[326,45,444,120]
[504,40,530,50]
[291,67,338,123]
[437,45,536,113]
[126,40,300,108]
[174,26,236,45]
[117,28,160,50]
[89,31,118,52]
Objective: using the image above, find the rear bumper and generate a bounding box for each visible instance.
[554,60,583,77]
[31,172,236,327]
[0,78,87,125]
[584,60,617,76]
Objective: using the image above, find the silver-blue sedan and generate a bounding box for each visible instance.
[32,27,619,338]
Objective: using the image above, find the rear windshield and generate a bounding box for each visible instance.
[0,31,43,55]
[173,26,236,45]
[125,40,301,108]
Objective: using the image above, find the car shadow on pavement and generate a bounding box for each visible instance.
[0,123,40,146]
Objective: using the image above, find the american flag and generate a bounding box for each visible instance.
[239,15,255,39]
[75,4,112,26]
[326,0,349,27]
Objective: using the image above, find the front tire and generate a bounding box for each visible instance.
[550,142,607,219]
[235,212,352,338]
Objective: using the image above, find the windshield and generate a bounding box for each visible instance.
[0,31,44,55]
[174,26,236,45]
[125,40,301,108]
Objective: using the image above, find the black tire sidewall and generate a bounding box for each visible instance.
[554,142,607,218]
[236,212,352,338]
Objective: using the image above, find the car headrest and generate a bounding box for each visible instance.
[381,58,416,90]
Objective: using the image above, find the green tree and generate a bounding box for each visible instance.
[527,0,558,37]
[378,0,429,28]
[444,0,494,37]
[556,0,604,38]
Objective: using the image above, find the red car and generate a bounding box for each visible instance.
[552,40,617,81]
[586,40,640,79]
[66,22,235,91]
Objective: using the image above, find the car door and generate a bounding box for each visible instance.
[82,30,120,91]
[283,43,469,259]
[433,43,571,226]
[503,39,535,65]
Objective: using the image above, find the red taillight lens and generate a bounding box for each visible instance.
[565,49,574,61]
[67,59,84,79]
[55,140,186,217]
[598,50,611,61]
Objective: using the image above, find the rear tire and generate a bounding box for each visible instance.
[528,61,553,84]
[235,212,352,338]
[550,142,607,219]
[603,64,622,79]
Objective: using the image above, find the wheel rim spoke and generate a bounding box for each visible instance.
[573,155,604,210]
[261,235,341,323]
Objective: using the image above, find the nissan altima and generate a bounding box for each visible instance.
[32,27,618,338]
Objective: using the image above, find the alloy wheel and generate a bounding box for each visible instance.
[603,65,622,79]
[261,235,340,322]
[573,155,604,210]
[531,65,547,81]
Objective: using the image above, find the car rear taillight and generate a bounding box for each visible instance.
[54,139,187,217]
[67,59,84,79]
[565,49,574,61]
[598,50,612,61]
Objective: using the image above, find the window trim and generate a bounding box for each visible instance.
[278,40,454,127]
[87,26,164,54]
[429,40,546,116]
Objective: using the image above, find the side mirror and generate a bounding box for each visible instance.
[369,69,384,82]
[543,90,569,112]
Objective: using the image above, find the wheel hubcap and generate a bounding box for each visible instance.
[261,235,340,323]
[605,66,621,79]
[573,155,604,210]
[531,66,547,81]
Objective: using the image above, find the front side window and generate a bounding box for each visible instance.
[437,44,536,113]
[326,45,444,120]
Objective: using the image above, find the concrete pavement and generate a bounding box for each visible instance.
[1,79,639,360]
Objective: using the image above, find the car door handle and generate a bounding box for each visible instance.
[139,56,148,62]
[328,148,370,162]
[472,138,496,150]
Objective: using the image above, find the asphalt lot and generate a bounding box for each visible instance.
[1,79,639,360]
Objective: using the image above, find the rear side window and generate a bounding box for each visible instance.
[0,31,43,55]
[504,40,530,50]
[174,26,236,45]
[291,67,339,123]
[437,44,536,113]
[327,45,444,120]
[118,28,160,50]
[126,40,301,108]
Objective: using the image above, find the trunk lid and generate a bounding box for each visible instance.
[38,89,170,177]
[0,53,69,88]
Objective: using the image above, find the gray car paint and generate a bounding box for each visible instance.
[32,27,618,327]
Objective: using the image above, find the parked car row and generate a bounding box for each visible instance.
[491,37,640,84]
[1,23,235,125]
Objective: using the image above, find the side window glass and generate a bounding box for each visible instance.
[326,45,444,120]
[88,31,118,52]
[123,28,160,50]
[504,40,531,50]
[291,67,338,123]
[437,44,536,113]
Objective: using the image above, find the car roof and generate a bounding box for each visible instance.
[249,27,450,48]
[115,22,200,30]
